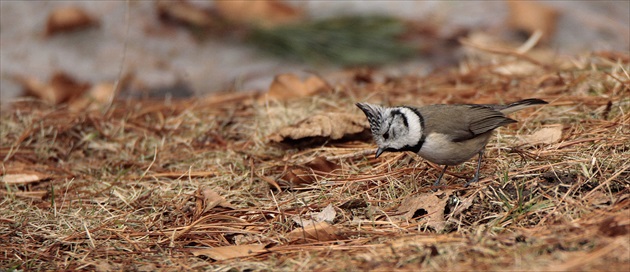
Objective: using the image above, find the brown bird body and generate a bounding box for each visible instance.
[356,99,548,186]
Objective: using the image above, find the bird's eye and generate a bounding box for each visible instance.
[383,132,389,139]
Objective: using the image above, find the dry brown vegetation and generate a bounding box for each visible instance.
[1,51,629,271]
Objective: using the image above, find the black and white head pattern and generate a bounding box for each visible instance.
[356,103,424,157]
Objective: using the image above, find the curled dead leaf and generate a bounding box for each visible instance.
[68,82,115,112]
[1,171,49,185]
[278,167,314,189]
[190,244,267,260]
[256,173,282,191]
[156,0,213,28]
[314,204,336,223]
[398,190,455,232]
[214,0,303,28]
[292,203,336,227]
[519,125,563,145]
[448,194,475,217]
[277,157,340,189]
[16,72,90,105]
[268,112,369,146]
[286,221,343,242]
[265,73,329,101]
[46,6,99,36]
[194,186,234,219]
[507,0,559,43]
[307,156,340,174]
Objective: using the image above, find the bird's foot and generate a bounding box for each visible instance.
[464,176,479,187]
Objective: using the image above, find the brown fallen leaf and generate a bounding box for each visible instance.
[278,157,341,189]
[16,72,90,105]
[194,186,234,219]
[1,172,49,185]
[598,216,629,237]
[519,124,563,145]
[46,6,99,36]
[190,244,267,260]
[68,82,115,112]
[268,112,369,146]
[214,0,303,28]
[265,73,329,101]
[292,203,336,227]
[448,194,475,217]
[286,221,343,242]
[307,156,341,174]
[507,0,559,43]
[0,190,48,201]
[398,190,454,232]
[278,167,314,189]
[156,0,213,28]
[256,173,282,191]
[233,234,259,246]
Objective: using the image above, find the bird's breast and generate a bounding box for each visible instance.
[417,132,492,165]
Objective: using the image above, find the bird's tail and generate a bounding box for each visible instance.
[498,98,548,114]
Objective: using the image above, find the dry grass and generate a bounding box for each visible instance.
[1,51,629,271]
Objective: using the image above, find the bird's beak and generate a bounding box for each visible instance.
[375,147,385,158]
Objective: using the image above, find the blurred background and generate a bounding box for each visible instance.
[1,0,628,106]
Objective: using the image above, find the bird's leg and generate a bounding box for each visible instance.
[433,165,448,187]
[465,150,484,187]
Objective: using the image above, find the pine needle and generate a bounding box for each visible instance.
[249,16,415,66]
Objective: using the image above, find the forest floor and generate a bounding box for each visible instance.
[1,48,629,271]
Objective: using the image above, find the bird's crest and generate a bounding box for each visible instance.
[356,102,384,135]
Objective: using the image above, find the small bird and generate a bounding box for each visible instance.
[356,99,548,186]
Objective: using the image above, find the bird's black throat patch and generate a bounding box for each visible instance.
[400,106,425,153]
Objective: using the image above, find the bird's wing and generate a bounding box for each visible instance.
[464,105,516,139]
[420,105,516,142]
